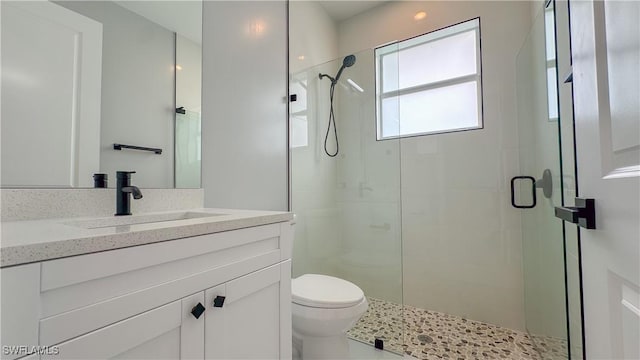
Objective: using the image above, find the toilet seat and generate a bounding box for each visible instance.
[292,274,364,309]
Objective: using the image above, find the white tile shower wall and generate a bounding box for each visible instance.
[337,1,532,330]
[289,1,338,75]
[0,189,204,222]
[289,2,341,278]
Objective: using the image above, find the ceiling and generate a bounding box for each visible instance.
[116,1,386,42]
[115,1,202,44]
[318,1,389,23]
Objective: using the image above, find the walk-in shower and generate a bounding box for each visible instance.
[289,1,583,359]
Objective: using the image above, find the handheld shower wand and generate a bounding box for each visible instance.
[318,54,357,157]
[333,54,356,84]
[319,55,356,84]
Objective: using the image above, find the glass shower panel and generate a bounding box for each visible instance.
[555,0,584,357]
[290,46,404,354]
[516,2,570,358]
[175,109,201,188]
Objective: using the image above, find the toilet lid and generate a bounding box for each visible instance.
[292,274,365,309]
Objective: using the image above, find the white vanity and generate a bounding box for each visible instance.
[1,208,293,360]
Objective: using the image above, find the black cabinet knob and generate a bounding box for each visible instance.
[213,296,226,308]
[191,302,206,319]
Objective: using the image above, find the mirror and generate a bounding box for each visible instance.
[1,1,202,189]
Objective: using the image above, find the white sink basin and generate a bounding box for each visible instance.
[63,211,226,229]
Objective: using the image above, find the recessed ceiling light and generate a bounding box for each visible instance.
[175,65,183,71]
[414,11,427,21]
[298,55,305,60]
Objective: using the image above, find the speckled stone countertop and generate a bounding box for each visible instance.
[0,208,293,268]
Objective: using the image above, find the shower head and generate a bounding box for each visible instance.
[334,54,356,83]
[342,54,356,68]
[319,54,357,85]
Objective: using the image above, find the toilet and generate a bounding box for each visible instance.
[291,274,368,359]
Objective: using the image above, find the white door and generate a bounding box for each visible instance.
[204,262,291,360]
[43,294,205,359]
[569,1,640,358]
[0,1,101,187]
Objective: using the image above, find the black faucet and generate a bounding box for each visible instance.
[115,171,143,216]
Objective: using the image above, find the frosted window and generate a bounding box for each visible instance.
[397,31,477,90]
[544,3,558,121]
[382,52,399,93]
[376,18,483,139]
[547,67,558,120]
[545,6,556,61]
[382,98,400,137]
[396,81,479,135]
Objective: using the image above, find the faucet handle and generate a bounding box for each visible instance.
[116,171,136,178]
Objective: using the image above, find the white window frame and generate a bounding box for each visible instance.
[544,2,559,122]
[375,18,483,140]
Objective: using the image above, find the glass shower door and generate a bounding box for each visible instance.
[516,1,583,359]
[290,47,404,355]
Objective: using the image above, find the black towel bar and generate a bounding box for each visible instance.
[113,143,162,155]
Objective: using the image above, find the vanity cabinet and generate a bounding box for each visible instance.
[1,221,293,360]
[205,263,289,359]
[43,293,203,360]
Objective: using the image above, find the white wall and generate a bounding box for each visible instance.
[289,1,338,74]
[337,1,532,330]
[201,1,288,211]
[57,1,176,189]
[176,35,202,114]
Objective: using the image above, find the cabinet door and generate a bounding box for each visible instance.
[43,293,205,359]
[1,264,40,360]
[204,261,291,359]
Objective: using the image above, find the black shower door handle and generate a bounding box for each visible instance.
[555,198,596,229]
[511,176,536,209]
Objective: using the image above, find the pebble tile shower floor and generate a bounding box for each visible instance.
[347,297,567,360]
